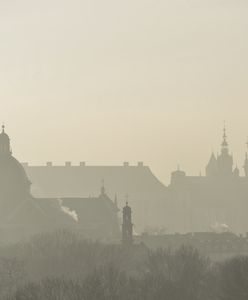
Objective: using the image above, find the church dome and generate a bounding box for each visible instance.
[0,129,10,140]
[0,126,31,201]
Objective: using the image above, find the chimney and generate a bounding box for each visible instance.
[137,161,144,167]
[46,162,53,167]
[123,162,129,167]
[80,161,86,167]
[65,161,71,167]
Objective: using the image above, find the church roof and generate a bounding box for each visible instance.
[23,164,168,231]
[0,125,10,140]
[24,164,167,199]
[207,152,217,165]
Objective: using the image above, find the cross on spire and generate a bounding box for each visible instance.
[125,193,129,206]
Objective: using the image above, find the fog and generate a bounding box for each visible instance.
[0,0,247,183]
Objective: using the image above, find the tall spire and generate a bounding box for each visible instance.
[243,138,248,177]
[221,121,229,154]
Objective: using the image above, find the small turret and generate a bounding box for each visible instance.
[233,165,240,177]
[170,165,186,185]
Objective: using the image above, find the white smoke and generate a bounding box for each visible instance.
[211,222,229,233]
[58,199,78,222]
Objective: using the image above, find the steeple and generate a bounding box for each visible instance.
[0,124,12,156]
[216,123,233,176]
[122,195,133,246]
[243,139,248,177]
[221,122,229,154]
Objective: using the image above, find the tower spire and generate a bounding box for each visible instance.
[243,138,248,177]
[221,121,229,154]
[122,198,133,246]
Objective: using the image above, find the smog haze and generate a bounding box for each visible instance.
[1,0,248,183]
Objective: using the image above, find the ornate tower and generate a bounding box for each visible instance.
[0,125,12,156]
[122,198,133,246]
[216,125,233,176]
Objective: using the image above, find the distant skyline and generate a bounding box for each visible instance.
[1,0,248,184]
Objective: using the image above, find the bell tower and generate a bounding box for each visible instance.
[122,197,133,246]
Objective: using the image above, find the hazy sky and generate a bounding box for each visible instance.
[1,0,248,184]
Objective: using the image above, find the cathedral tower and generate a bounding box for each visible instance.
[216,125,233,176]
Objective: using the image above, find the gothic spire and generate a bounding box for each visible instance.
[221,122,229,154]
[243,138,248,177]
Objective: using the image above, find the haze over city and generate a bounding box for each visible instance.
[1,0,248,183]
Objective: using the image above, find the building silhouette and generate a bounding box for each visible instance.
[0,126,119,243]
[122,198,133,246]
[23,156,167,233]
[167,126,248,234]
[4,123,248,236]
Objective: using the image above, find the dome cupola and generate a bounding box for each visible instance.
[0,125,12,156]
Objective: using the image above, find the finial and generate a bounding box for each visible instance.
[223,120,226,140]
[2,123,5,133]
[125,193,129,206]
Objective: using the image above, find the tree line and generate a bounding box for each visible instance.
[0,230,247,299]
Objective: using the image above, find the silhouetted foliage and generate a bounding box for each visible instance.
[1,231,248,300]
[217,256,248,300]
